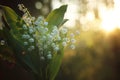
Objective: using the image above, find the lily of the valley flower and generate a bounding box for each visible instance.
[18,4,78,61]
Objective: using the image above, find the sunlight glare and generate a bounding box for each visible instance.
[99,0,120,32]
[86,11,95,21]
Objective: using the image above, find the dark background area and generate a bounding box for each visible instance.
[0,0,52,17]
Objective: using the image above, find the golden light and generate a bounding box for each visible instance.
[99,0,120,33]
[86,11,95,21]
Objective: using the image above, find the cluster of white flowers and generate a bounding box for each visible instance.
[18,4,79,60]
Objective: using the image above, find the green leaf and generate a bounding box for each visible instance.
[59,19,68,27]
[46,5,67,28]
[48,47,64,80]
[0,5,24,39]
[0,5,20,30]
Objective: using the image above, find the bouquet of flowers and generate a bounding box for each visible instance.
[0,4,78,80]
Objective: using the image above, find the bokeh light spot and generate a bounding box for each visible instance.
[35,1,42,10]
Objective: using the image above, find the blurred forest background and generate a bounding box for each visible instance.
[0,0,120,80]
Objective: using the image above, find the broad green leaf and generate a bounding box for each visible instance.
[59,19,68,27]
[46,5,67,28]
[48,47,64,80]
[0,5,20,30]
[0,5,24,39]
